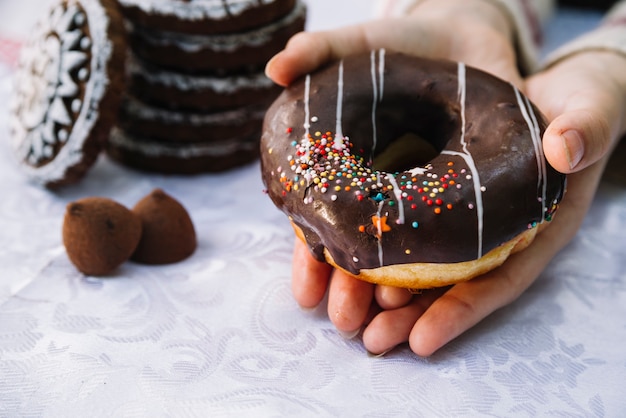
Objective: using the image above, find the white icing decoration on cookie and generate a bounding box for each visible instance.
[127,55,274,92]
[109,127,257,157]
[117,0,281,21]
[133,0,305,53]
[9,0,115,185]
[123,95,266,125]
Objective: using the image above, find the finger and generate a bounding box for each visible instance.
[266,18,445,86]
[375,285,413,310]
[363,288,446,355]
[265,26,370,86]
[542,90,617,173]
[407,251,546,357]
[406,161,602,357]
[327,270,374,333]
[291,239,332,308]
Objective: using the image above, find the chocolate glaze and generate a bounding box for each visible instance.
[261,51,566,274]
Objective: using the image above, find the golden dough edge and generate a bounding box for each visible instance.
[291,223,538,289]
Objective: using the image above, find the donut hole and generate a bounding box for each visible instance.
[371,132,439,173]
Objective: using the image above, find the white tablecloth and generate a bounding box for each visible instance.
[1,2,625,416]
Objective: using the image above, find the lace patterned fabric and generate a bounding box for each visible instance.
[1,3,625,416]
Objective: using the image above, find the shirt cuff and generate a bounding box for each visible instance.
[375,0,554,75]
[541,2,626,69]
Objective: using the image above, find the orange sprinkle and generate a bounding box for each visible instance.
[434,207,442,214]
[447,204,453,210]
[358,225,366,233]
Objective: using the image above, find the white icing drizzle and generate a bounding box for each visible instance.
[109,127,257,157]
[441,62,484,259]
[333,59,344,150]
[513,86,548,219]
[303,74,311,137]
[369,49,385,157]
[385,174,405,225]
[378,48,385,100]
[134,0,305,53]
[117,0,280,21]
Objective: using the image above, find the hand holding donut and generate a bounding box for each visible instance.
[264,0,626,357]
[526,51,626,174]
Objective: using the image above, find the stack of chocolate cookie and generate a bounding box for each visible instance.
[108,0,306,174]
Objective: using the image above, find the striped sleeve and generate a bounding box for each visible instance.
[542,1,626,69]
[375,0,555,74]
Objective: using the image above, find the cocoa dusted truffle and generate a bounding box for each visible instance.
[62,197,142,276]
[131,189,196,264]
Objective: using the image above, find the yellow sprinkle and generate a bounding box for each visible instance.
[405,249,411,255]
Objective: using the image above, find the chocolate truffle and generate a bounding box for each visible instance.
[63,197,142,275]
[131,189,196,264]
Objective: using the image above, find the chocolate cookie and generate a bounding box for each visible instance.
[118,94,267,142]
[128,0,306,72]
[127,55,281,111]
[117,0,296,35]
[107,126,260,173]
[9,0,126,188]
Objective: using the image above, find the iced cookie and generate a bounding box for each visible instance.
[117,0,296,36]
[107,126,260,173]
[9,0,126,188]
[127,55,281,111]
[128,0,306,72]
[118,94,267,142]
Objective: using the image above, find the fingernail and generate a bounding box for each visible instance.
[561,130,584,170]
[368,348,393,358]
[264,57,275,79]
[265,53,282,80]
[337,328,361,340]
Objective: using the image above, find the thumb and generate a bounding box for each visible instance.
[542,92,617,174]
[265,25,371,87]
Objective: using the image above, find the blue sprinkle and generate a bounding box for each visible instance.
[412,221,419,229]
[372,193,385,202]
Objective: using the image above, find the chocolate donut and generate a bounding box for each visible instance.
[261,51,566,289]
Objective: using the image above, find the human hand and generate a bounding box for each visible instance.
[290,49,626,357]
[266,0,526,355]
[527,51,626,173]
[266,0,521,86]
